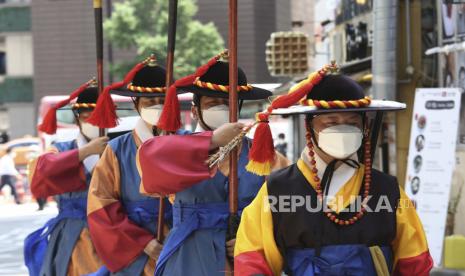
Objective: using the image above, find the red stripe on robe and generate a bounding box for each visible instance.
[234,251,274,276]
[87,201,154,272]
[394,250,433,276]
[30,149,86,198]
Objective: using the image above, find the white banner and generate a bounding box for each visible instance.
[405,88,462,266]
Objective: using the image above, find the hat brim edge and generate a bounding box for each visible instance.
[178,85,272,100]
[271,100,406,115]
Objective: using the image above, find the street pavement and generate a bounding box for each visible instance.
[0,202,57,276]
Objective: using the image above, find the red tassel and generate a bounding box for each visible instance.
[270,73,323,110]
[245,63,335,175]
[246,119,275,176]
[87,62,146,128]
[38,108,59,135]
[86,84,118,128]
[157,50,228,132]
[38,81,91,134]
[157,85,181,132]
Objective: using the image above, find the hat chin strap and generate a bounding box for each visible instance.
[307,112,367,161]
[305,126,360,205]
[194,98,243,132]
[306,119,362,164]
[75,114,91,142]
[196,106,214,131]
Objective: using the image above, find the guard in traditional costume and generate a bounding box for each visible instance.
[85,55,173,275]
[136,51,289,275]
[233,63,433,275]
[24,79,105,276]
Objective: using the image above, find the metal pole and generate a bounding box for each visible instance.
[372,0,398,100]
[93,0,105,137]
[227,0,239,240]
[157,0,178,243]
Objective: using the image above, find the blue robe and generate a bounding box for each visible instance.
[24,140,96,276]
[155,138,264,276]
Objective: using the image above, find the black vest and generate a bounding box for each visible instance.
[267,164,400,259]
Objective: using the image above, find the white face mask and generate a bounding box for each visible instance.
[140,104,163,126]
[201,104,229,130]
[81,122,100,139]
[317,124,363,159]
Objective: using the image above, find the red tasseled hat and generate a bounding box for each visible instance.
[86,56,154,128]
[157,49,229,132]
[246,62,338,176]
[38,79,96,135]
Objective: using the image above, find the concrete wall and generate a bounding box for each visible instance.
[31,0,135,115]
[195,0,291,83]
[31,0,292,98]
[5,103,34,138]
[290,0,315,70]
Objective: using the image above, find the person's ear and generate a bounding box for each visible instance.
[192,105,200,119]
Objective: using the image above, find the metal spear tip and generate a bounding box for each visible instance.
[218,49,229,60]
[145,54,158,66]
[88,77,98,87]
[328,60,339,73]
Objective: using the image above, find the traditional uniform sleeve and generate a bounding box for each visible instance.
[87,146,154,273]
[392,187,433,276]
[137,131,213,195]
[234,183,283,276]
[28,146,86,198]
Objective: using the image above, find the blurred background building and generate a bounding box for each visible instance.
[0,0,33,139]
[195,0,291,83]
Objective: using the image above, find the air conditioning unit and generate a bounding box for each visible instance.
[266,32,309,77]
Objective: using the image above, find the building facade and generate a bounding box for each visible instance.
[0,0,34,139]
[195,0,291,83]
[30,0,292,129]
[30,0,135,127]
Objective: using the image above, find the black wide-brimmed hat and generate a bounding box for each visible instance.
[246,62,406,176]
[72,85,98,112]
[157,50,273,132]
[111,62,169,98]
[178,61,272,100]
[88,54,175,128]
[38,78,98,134]
[271,71,405,116]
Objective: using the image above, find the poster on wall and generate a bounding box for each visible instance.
[405,88,462,265]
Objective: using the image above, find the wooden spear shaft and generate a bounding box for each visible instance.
[157,0,178,243]
[227,0,239,240]
[93,0,105,137]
